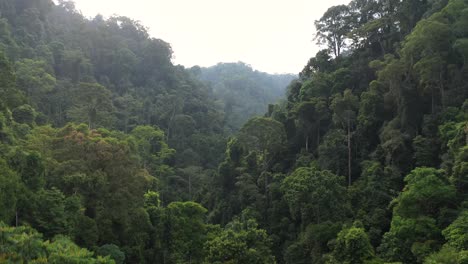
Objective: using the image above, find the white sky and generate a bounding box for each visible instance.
[71,0,350,74]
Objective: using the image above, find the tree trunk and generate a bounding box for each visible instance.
[347,120,352,187]
[305,135,309,152]
[439,71,445,110]
[166,104,177,141]
[378,38,386,57]
[316,120,321,148]
[431,87,435,114]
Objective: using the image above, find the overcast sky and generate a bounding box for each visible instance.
[71,0,350,74]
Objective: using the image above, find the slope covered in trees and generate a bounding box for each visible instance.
[0,0,468,263]
[0,0,226,169]
[207,0,468,263]
[192,62,295,132]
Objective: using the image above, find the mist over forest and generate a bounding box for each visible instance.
[0,0,467,263]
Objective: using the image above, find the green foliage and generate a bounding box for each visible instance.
[281,167,348,226]
[318,129,347,175]
[238,117,286,169]
[67,83,114,129]
[394,168,456,218]
[30,188,70,238]
[0,158,21,224]
[330,223,375,264]
[15,59,56,102]
[349,161,395,245]
[413,135,440,167]
[12,104,36,125]
[0,52,24,109]
[284,221,342,264]
[97,244,125,264]
[424,246,468,264]
[451,145,468,199]
[0,222,114,263]
[204,217,276,264]
[315,5,352,57]
[130,125,175,174]
[380,167,457,262]
[165,201,207,263]
[197,62,294,132]
[443,210,468,251]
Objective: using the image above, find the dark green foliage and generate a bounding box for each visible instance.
[443,210,468,251]
[0,222,114,263]
[424,246,468,264]
[197,62,295,132]
[97,244,125,264]
[165,201,207,263]
[329,222,375,264]
[12,104,35,125]
[281,167,348,226]
[0,158,21,224]
[204,217,276,264]
[379,168,457,262]
[238,117,286,170]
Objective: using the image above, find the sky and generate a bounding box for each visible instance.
[71,0,350,74]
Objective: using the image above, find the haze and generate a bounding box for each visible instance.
[71,0,350,74]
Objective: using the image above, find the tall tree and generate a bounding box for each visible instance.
[315,5,352,57]
[238,117,286,171]
[331,89,359,185]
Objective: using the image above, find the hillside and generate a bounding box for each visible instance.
[193,62,295,132]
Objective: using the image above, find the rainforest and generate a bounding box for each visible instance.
[0,0,467,263]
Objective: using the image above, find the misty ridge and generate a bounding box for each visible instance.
[0,0,467,264]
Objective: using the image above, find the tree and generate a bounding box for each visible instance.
[450,145,468,200]
[300,50,335,78]
[424,245,468,264]
[330,222,375,264]
[0,158,22,225]
[379,167,457,262]
[30,188,70,238]
[165,201,207,263]
[15,59,56,104]
[318,129,348,176]
[238,117,286,171]
[0,222,114,263]
[12,104,36,125]
[348,161,395,245]
[293,98,329,153]
[204,217,275,264]
[130,125,175,174]
[285,221,342,264]
[401,17,452,112]
[97,244,125,264]
[67,82,114,129]
[442,210,468,251]
[393,167,456,218]
[331,89,359,185]
[0,52,24,109]
[281,167,348,227]
[315,5,352,57]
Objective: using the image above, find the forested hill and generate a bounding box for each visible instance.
[0,0,229,169]
[191,62,295,132]
[1,0,468,263]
